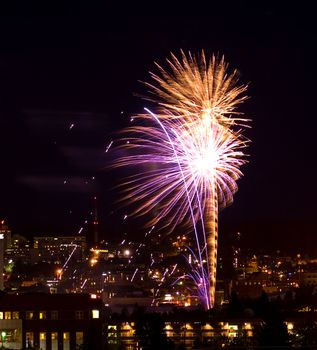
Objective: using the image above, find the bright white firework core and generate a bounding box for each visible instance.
[192,151,218,176]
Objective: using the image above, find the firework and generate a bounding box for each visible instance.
[113,51,249,308]
[141,50,248,128]
[174,247,210,309]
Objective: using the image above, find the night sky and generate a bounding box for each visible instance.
[0,3,316,254]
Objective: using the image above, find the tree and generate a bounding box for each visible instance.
[135,312,174,350]
[227,291,244,317]
[292,318,317,348]
[255,309,290,349]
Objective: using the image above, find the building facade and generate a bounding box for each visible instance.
[0,220,11,290]
[0,293,103,350]
[33,236,87,264]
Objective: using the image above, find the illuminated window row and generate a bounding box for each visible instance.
[26,331,83,349]
[0,311,19,320]
[0,310,99,320]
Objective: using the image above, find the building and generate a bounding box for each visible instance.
[232,272,269,299]
[0,293,103,349]
[5,234,31,264]
[33,236,87,264]
[0,221,11,290]
[301,271,317,285]
[106,318,257,349]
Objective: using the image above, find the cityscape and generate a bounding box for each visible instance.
[2,220,317,349]
[0,2,316,350]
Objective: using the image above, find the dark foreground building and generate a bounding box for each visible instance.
[0,293,103,349]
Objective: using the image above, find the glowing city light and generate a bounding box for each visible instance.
[124,249,130,257]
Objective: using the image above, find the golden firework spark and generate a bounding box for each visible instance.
[114,51,250,309]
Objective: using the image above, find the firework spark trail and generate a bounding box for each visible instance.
[105,140,113,153]
[62,244,78,271]
[55,209,93,284]
[173,247,211,308]
[113,51,249,308]
[115,112,247,307]
[81,278,88,290]
[114,118,246,227]
[150,264,182,306]
[145,108,210,306]
[171,118,247,304]
[131,268,139,282]
[141,51,249,127]
[170,263,178,276]
[117,111,210,305]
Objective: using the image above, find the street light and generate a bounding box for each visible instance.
[56,269,62,280]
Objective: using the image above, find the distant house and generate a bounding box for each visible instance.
[232,272,269,299]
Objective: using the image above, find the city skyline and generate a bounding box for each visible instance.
[0,3,316,254]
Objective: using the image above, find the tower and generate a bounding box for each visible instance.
[93,196,99,245]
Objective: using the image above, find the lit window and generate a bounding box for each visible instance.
[92,310,99,319]
[39,332,46,350]
[26,332,34,347]
[0,312,3,320]
[26,311,34,320]
[63,331,70,349]
[12,311,19,319]
[51,331,58,349]
[4,312,11,320]
[39,311,46,319]
[76,332,83,348]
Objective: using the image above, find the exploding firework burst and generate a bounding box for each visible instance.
[141,50,248,128]
[114,112,247,228]
[113,51,250,309]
